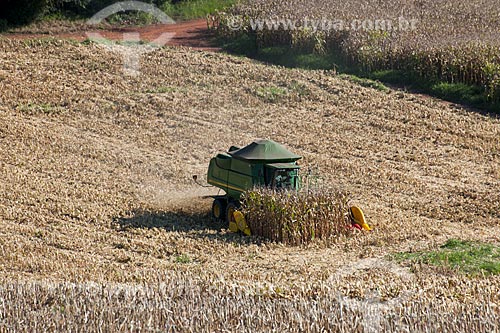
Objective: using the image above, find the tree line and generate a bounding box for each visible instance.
[0,0,180,26]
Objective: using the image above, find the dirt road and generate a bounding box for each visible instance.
[1,18,220,51]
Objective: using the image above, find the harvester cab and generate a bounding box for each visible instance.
[265,163,300,190]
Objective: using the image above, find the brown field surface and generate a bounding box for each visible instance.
[0,38,499,331]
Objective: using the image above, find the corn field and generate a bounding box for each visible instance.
[1,277,498,332]
[214,0,500,100]
[1,36,500,332]
[241,188,352,245]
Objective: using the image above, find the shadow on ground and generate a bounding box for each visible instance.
[114,208,266,245]
[116,208,219,231]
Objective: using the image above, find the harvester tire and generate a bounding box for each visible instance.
[212,199,226,220]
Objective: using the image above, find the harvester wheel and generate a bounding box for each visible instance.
[212,199,226,220]
[226,202,239,232]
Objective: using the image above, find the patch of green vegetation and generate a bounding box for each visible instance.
[41,10,84,22]
[394,239,500,276]
[17,102,62,115]
[258,47,324,69]
[20,38,72,46]
[255,86,288,103]
[145,86,180,94]
[292,53,334,70]
[368,70,500,113]
[369,69,418,85]
[222,40,343,70]
[162,0,237,20]
[339,74,389,92]
[430,82,487,104]
[175,253,191,264]
[220,33,258,57]
[288,80,311,97]
[104,11,160,26]
[256,46,340,70]
[82,36,146,46]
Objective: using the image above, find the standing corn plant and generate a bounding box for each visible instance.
[241,187,352,245]
[214,0,500,101]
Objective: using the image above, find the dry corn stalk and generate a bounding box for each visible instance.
[241,187,352,245]
[214,0,500,100]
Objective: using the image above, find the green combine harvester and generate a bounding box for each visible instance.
[202,139,370,234]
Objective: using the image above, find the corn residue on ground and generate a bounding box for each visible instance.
[0,39,499,331]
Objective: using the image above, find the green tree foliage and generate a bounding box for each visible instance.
[0,1,228,29]
[49,0,166,16]
[0,0,165,26]
[0,0,48,25]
